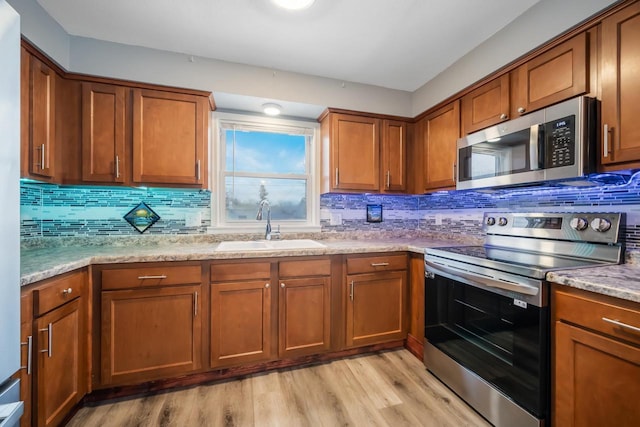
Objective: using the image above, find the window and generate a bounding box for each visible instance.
[211,112,320,233]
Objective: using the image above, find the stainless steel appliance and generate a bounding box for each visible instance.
[424,212,624,427]
[457,96,597,190]
[0,1,23,426]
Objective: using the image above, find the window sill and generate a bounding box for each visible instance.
[207,224,321,235]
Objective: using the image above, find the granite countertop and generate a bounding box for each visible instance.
[21,235,640,305]
[547,264,640,304]
[19,237,455,286]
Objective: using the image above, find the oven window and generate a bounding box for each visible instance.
[425,274,548,418]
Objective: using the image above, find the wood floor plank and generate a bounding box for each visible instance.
[66,350,490,427]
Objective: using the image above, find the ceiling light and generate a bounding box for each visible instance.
[271,0,315,11]
[262,103,282,116]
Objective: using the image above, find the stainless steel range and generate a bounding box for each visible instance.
[424,212,624,427]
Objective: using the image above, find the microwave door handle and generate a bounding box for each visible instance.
[529,124,544,170]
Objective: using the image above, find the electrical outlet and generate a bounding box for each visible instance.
[330,213,342,226]
[185,212,201,227]
[434,214,443,226]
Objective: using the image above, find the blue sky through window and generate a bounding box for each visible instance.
[225,130,306,174]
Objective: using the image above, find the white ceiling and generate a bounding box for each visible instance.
[37,0,540,93]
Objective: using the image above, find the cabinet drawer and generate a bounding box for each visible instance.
[279,258,331,278]
[554,287,640,346]
[211,261,271,282]
[33,270,85,316]
[346,254,406,274]
[102,265,201,290]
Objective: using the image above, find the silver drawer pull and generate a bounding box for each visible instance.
[602,317,640,334]
[39,323,52,358]
[137,275,167,280]
[20,336,32,375]
[62,287,72,295]
[370,262,390,267]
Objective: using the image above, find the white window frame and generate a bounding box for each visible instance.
[209,111,321,234]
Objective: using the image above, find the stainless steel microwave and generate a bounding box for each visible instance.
[456,96,597,190]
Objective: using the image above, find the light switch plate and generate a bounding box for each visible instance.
[185,212,201,227]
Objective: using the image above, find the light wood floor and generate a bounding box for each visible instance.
[67,349,490,427]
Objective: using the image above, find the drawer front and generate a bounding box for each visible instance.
[34,270,85,316]
[346,254,407,275]
[554,287,640,346]
[279,258,331,278]
[211,261,271,282]
[102,265,202,290]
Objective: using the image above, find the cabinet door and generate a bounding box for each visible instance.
[18,292,33,427]
[210,281,272,367]
[461,74,510,134]
[101,285,202,385]
[132,89,207,186]
[29,55,56,179]
[35,299,83,427]
[331,114,380,191]
[422,101,460,191]
[601,2,640,165]
[278,277,331,358]
[554,321,640,427]
[82,83,126,183]
[511,32,588,117]
[381,120,407,192]
[346,270,406,347]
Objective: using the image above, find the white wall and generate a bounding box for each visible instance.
[7,0,69,68]
[68,36,413,117]
[411,0,619,116]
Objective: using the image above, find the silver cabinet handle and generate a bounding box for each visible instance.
[39,323,52,358]
[20,336,32,375]
[452,163,457,182]
[38,143,46,169]
[196,159,201,180]
[386,170,390,189]
[265,283,270,288]
[500,113,508,120]
[350,281,354,301]
[335,168,339,186]
[602,317,640,333]
[517,107,526,114]
[280,283,285,288]
[603,124,610,158]
[115,155,120,178]
[62,287,72,296]
[370,262,390,267]
[194,291,198,317]
[137,275,167,280]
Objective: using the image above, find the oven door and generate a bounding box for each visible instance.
[424,265,549,421]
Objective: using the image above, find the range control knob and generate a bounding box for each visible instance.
[590,218,612,233]
[498,217,508,226]
[569,217,589,231]
[486,217,496,226]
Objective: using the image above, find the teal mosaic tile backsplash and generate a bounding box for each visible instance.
[20,172,640,249]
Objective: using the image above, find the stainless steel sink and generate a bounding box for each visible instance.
[215,239,326,252]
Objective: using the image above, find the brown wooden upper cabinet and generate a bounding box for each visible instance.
[381,119,407,192]
[419,100,460,191]
[132,89,208,186]
[600,1,640,168]
[461,74,510,135]
[320,112,408,193]
[81,82,127,183]
[510,32,588,118]
[22,50,57,180]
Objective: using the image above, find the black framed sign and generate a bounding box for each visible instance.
[366,204,383,223]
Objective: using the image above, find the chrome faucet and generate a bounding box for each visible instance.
[256,199,272,240]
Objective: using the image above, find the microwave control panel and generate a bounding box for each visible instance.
[544,115,575,168]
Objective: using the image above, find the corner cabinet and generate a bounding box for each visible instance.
[345,254,407,348]
[552,285,640,427]
[600,1,640,168]
[132,89,208,186]
[418,100,460,191]
[99,263,204,386]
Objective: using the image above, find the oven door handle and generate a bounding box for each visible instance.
[425,260,539,296]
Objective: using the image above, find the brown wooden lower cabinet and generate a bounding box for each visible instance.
[101,285,202,386]
[345,254,408,348]
[553,286,640,427]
